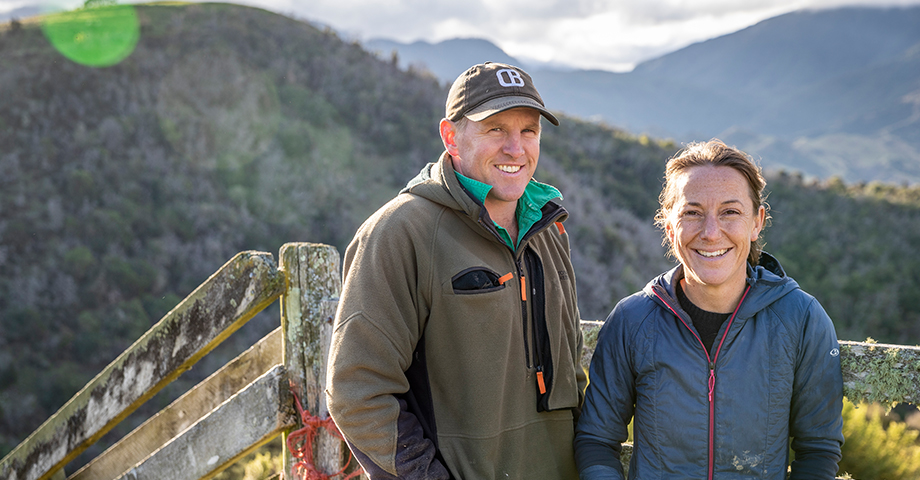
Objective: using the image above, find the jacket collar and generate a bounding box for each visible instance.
[402,152,568,249]
[646,252,799,319]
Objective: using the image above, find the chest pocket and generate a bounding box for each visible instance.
[451,267,508,294]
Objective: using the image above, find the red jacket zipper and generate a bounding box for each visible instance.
[654,285,751,480]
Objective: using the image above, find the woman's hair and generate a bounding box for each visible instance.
[653,139,771,265]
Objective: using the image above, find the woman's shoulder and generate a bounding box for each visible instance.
[761,283,837,337]
[601,289,664,337]
[612,288,659,316]
[765,281,821,311]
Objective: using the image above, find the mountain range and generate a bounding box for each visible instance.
[365,6,920,185]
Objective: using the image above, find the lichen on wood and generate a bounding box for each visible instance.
[839,339,920,407]
[581,320,603,370]
[0,251,285,480]
[111,366,293,480]
[279,242,344,476]
[70,328,285,480]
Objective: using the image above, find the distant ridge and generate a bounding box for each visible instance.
[0,6,43,22]
[363,37,521,84]
[365,6,920,185]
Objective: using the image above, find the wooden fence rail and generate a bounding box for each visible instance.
[1,243,918,480]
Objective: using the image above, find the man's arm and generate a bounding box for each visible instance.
[327,312,449,479]
[575,318,588,414]
[326,206,450,479]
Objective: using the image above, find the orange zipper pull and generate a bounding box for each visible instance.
[536,369,547,394]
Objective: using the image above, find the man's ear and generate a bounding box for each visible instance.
[439,118,460,156]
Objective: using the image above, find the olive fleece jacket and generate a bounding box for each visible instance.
[326,152,587,479]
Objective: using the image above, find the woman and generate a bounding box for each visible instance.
[575,139,844,479]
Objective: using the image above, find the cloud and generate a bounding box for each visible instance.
[264,0,920,71]
[6,0,920,71]
[456,1,799,70]
[0,0,81,20]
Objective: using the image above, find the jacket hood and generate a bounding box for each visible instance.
[402,152,483,220]
[645,251,800,319]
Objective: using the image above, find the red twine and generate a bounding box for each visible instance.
[286,382,363,480]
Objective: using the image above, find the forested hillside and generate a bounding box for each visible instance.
[1,2,919,467]
[765,175,920,343]
[0,1,449,459]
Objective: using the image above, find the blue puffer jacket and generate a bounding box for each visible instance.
[575,253,844,479]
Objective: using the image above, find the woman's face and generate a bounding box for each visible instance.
[665,165,765,296]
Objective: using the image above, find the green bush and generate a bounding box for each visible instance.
[63,246,96,278]
[838,400,920,479]
[102,255,157,297]
[214,438,283,480]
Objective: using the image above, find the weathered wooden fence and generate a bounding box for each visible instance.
[1,242,919,480]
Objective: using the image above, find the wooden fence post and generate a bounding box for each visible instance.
[280,243,347,478]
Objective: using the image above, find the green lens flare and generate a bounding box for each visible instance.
[41,4,139,67]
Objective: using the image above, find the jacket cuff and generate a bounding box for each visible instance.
[579,464,625,480]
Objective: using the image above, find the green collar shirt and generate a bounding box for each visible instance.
[455,172,563,249]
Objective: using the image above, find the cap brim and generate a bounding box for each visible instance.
[464,96,560,126]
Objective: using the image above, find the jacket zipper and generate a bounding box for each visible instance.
[479,218,535,373]
[477,211,554,333]
[522,250,551,404]
[516,257,531,369]
[477,204,565,405]
[653,285,751,480]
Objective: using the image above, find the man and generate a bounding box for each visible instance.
[326,62,586,479]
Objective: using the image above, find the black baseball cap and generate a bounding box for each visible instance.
[445,62,559,126]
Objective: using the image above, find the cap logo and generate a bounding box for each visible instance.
[496,69,525,87]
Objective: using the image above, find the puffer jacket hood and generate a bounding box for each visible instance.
[646,252,801,321]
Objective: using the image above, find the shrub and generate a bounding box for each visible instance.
[838,400,920,479]
[214,438,283,480]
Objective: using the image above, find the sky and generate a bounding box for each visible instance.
[3,0,920,71]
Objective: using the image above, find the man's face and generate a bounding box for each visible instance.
[448,107,541,213]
